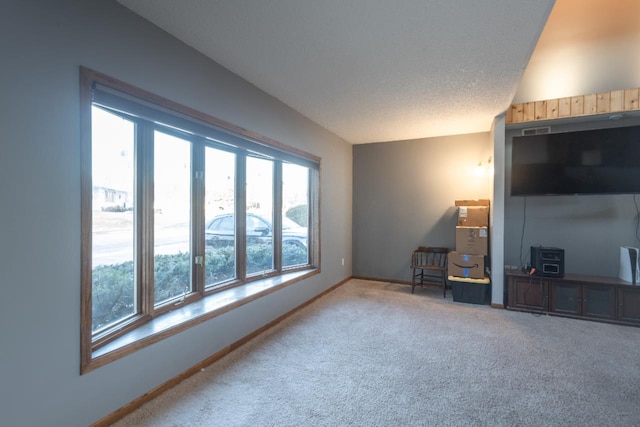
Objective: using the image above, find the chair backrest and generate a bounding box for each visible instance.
[412,247,449,269]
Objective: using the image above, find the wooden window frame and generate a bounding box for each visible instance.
[80,67,321,374]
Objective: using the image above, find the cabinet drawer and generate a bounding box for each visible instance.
[618,287,640,325]
[508,275,548,311]
[550,281,580,315]
[582,285,615,320]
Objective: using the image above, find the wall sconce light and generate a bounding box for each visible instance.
[473,156,492,177]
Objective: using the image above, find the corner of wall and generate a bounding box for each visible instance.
[490,114,506,307]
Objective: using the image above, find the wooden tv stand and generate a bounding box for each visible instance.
[505,269,640,327]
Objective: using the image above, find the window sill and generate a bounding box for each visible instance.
[86,268,318,373]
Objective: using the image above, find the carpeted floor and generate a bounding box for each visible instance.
[114,279,640,426]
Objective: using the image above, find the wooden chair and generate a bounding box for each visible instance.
[411,246,450,296]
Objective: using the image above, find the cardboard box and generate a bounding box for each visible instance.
[448,252,485,279]
[455,199,490,207]
[457,206,489,227]
[455,226,488,255]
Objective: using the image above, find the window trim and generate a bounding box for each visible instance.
[80,67,321,374]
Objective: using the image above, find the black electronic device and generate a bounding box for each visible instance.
[530,246,564,278]
[511,124,640,196]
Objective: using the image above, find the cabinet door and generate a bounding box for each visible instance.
[508,276,548,311]
[581,284,616,320]
[550,281,580,315]
[618,286,640,325]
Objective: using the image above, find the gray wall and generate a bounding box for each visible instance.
[504,116,640,277]
[0,1,351,426]
[353,133,492,282]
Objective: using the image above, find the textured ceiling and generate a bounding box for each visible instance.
[117,0,555,144]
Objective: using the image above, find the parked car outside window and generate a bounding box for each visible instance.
[205,213,308,249]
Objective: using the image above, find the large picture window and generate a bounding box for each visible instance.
[91,108,136,334]
[80,67,320,373]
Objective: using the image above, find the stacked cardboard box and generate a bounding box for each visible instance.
[448,199,490,303]
[448,200,489,279]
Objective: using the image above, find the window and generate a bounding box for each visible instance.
[80,67,320,373]
[246,156,274,275]
[90,108,136,334]
[282,162,310,268]
[204,147,237,288]
[153,130,193,307]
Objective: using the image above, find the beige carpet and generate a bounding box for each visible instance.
[114,279,640,426]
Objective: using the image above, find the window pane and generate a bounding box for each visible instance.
[282,163,309,267]
[154,131,191,305]
[91,107,136,333]
[246,156,274,275]
[204,147,236,287]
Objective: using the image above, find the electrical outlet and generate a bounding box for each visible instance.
[341,258,344,266]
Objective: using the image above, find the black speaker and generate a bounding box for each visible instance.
[531,246,564,277]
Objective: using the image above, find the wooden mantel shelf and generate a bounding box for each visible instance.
[506,88,640,125]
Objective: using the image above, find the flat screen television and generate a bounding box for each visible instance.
[511,124,640,196]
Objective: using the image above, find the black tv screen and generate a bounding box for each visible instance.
[511,125,640,196]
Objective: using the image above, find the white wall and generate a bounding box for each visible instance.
[0,1,351,425]
[491,114,506,306]
[513,3,640,103]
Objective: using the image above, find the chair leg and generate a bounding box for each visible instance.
[411,268,416,293]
